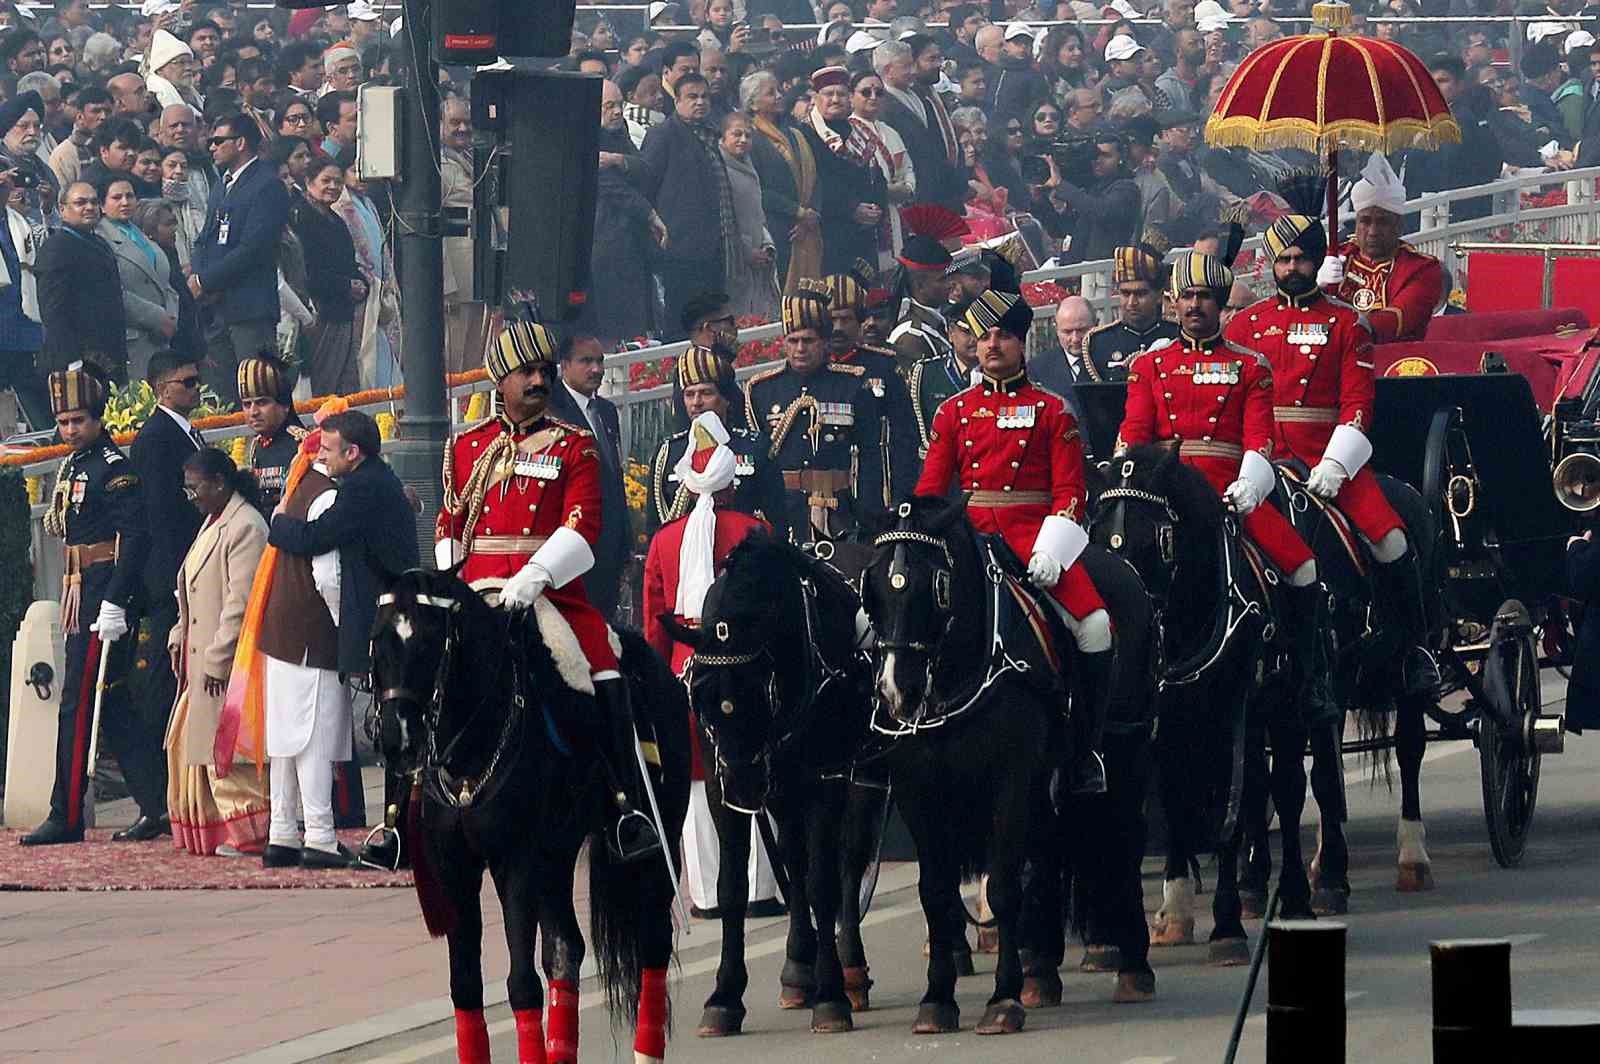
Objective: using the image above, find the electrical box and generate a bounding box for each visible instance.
[356,84,402,180]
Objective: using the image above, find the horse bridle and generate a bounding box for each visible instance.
[1099,458,1179,593]
[871,513,955,654]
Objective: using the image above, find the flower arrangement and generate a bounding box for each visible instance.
[623,458,652,547]
[100,380,235,437]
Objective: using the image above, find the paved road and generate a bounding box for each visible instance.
[318,674,1600,1064]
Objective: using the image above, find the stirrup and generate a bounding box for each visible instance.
[608,807,662,864]
[356,824,401,872]
[1068,751,1108,795]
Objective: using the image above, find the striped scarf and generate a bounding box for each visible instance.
[687,118,742,290]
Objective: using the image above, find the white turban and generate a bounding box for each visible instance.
[148,29,192,73]
[1351,153,1407,216]
[672,412,738,622]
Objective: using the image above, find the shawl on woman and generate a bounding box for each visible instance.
[719,146,779,319]
[688,119,744,290]
[752,114,822,292]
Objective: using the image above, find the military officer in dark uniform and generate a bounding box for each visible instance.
[887,234,957,375]
[669,292,747,432]
[1081,243,1179,382]
[238,355,308,513]
[651,346,786,538]
[908,295,980,459]
[744,287,886,542]
[23,367,165,845]
[821,272,918,507]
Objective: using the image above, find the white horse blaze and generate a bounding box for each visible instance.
[393,614,414,644]
[877,650,903,713]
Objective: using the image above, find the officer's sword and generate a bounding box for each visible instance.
[83,631,112,795]
[631,724,690,934]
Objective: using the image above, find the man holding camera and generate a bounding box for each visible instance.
[1046,132,1142,265]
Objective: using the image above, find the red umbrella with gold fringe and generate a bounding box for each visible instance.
[1203,0,1460,240]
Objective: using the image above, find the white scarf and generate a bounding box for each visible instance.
[672,412,738,621]
[0,207,39,321]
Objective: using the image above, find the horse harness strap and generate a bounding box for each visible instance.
[1159,520,1262,688]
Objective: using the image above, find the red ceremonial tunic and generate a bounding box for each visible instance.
[1115,332,1314,574]
[1226,291,1403,543]
[914,371,1104,619]
[1329,239,1444,343]
[642,506,769,781]
[437,413,618,672]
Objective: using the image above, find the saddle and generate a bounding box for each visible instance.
[1272,460,1375,606]
[975,533,1070,696]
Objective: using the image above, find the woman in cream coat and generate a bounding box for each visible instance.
[166,449,270,856]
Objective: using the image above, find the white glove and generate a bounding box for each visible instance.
[1027,551,1062,589]
[1223,477,1261,515]
[1305,458,1349,499]
[93,600,129,642]
[500,561,552,609]
[1315,255,1345,288]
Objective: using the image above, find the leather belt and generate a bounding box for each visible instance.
[967,489,1050,507]
[470,534,548,555]
[1274,406,1339,424]
[64,540,118,573]
[782,469,851,495]
[1179,440,1244,460]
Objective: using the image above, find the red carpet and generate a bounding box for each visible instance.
[0,829,414,891]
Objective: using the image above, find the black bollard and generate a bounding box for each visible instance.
[1513,1008,1600,1053]
[1431,938,1512,1061]
[1266,919,1346,1063]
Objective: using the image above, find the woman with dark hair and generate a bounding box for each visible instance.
[745,69,822,292]
[292,157,367,395]
[801,66,887,275]
[1039,24,1088,98]
[97,175,181,381]
[984,112,1032,212]
[275,92,320,140]
[166,447,270,856]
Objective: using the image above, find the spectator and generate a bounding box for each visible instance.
[950,105,1000,211]
[291,156,366,396]
[0,163,45,431]
[952,60,988,112]
[81,117,146,197]
[847,67,914,270]
[1155,113,1217,245]
[1518,43,1567,147]
[1406,53,1504,221]
[84,32,124,76]
[1157,29,1205,112]
[1049,131,1141,264]
[717,111,778,320]
[991,22,1048,122]
[48,84,109,189]
[187,19,222,66]
[701,46,735,118]
[1065,87,1105,135]
[331,148,399,390]
[804,66,889,275]
[876,38,963,213]
[276,92,320,140]
[942,3,988,67]
[156,104,215,264]
[235,57,275,141]
[617,63,666,148]
[18,71,65,156]
[660,38,701,99]
[0,92,60,220]
[973,23,1003,73]
[641,71,732,339]
[277,40,323,100]
[316,89,356,157]
[1123,114,1175,236]
[321,45,362,95]
[1,27,45,77]
[192,113,290,401]
[1039,24,1088,99]
[148,29,203,112]
[984,111,1031,213]
[132,196,200,358]
[1035,295,1098,391]
[592,79,664,343]
[36,180,127,380]
[98,176,181,380]
[745,70,823,293]
[439,94,483,374]
[108,70,154,118]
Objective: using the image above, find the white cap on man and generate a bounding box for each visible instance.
[1105,35,1146,63]
[348,0,382,22]
[1004,22,1035,42]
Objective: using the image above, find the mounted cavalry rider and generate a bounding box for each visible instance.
[823,270,920,507]
[436,320,662,863]
[913,289,1113,794]
[1081,242,1181,383]
[1316,154,1444,343]
[1225,206,1439,692]
[650,345,786,539]
[744,287,888,543]
[1115,249,1332,714]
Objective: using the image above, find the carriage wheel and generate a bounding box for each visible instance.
[1477,600,1542,869]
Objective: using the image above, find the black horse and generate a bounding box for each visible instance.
[370,568,691,1064]
[663,534,888,1037]
[1090,445,1316,959]
[861,496,1154,1034]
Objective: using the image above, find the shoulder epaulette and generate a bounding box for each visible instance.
[546,415,591,437]
[1084,322,1119,341]
[1221,338,1270,368]
[860,343,897,359]
[746,364,786,388]
[287,424,310,440]
[887,320,922,344]
[666,427,690,440]
[1399,241,1439,264]
[1143,336,1177,354]
[1322,294,1359,313]
[103,446,123,463]
[106,472,138,490]
[829,362,866,377]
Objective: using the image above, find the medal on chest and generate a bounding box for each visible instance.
[513,453,563,480]
[818,402,854,428]
[996,403,1037,429]
[1285,322,1330,351]
[1193,361,1241,386]
[70,473,88,509]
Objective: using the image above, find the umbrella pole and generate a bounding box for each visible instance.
[1326,147,1339,247]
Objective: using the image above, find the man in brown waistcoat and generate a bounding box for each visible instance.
[256,432,355,870]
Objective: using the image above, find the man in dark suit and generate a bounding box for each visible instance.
[639,72,728,340]
[117,352,206,839]
[876,36,965,212]
[34,180,127,380]
[191,113,290,402]
[547,331,629,620]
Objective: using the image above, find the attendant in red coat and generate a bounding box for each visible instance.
[1317,154,1444,343]
[913,289,1112,794]
[1229,209,1439,695]
[435,319,661,863]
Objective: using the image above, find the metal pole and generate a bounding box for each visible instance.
[389,0,448,553]
[1430,938,1511,1061]
[1266,919,1346,1064]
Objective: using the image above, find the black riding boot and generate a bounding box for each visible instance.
[1376,553,1440,696]
[1284,582,1337,725]
[595,677,663,864]
[1068,649,1113,794]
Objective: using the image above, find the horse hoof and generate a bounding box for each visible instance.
[1240,890,1268,920]
[975,999,1026,1035]
[952,948,976,978]
[976,926,1000,954]
[778,985,813,1009]
[1021,972,1063,1009]
[911,1003,960,1034]
[1150,915,1196,947]
[1209,937,1252,967]
[1111,971,1157,1004]
[696,1006,745,1037]
[843,966,873,1012]
[1396,863,1436,892]
[811,1001,854,1034]
[1311,887,1349,916]
[1079,944,1123,972]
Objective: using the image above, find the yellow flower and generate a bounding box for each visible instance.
[229,436,248,466]
[26,475,41,505]
[376,412,397,441]
[465,392,488,422]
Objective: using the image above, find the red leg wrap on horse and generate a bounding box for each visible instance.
[454,1008,491,1064]
[513,1008,547,1064]
[545,980,579,1063]
[634,968,669,1059]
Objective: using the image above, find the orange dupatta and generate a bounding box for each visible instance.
[212,397,350,774]
[754,115,822,293]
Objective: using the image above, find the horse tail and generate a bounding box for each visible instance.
[587,830,651,1027]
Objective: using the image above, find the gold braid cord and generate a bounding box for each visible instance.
[768,395,822,459]
[440,429,518,551]
[42,455,71,538]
